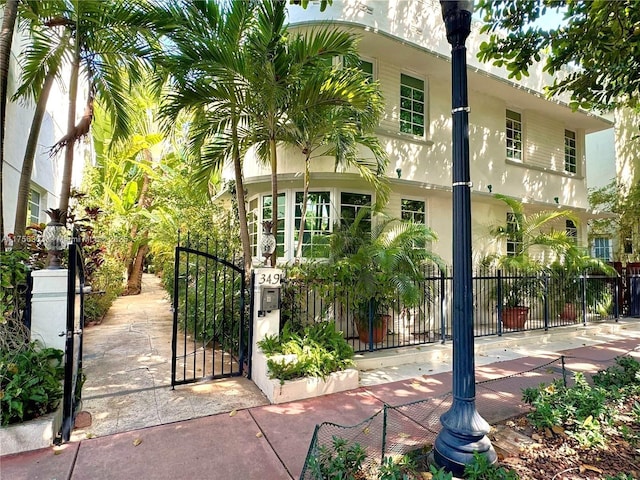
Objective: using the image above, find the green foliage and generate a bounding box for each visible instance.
[0,250,30,321]
[258,321,354,382]
[83,256,123,323]
[464,452,519,480]
[306,208,443,322]
[589,180,640,262]
[605,475,636,480]
[592,356,640,397]
[522,373,610,448]
[307,436,367,480]
[476,0,640,111]
[378,455,418,480]
[0,342,64,426]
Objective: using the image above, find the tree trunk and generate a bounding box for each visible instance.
[13,68,57,249]
[269,137,278,267]
[58,45,80,214]
[231,113,252,279]
[124,155,152,295]
[125,240,148,295]
[294,152,312,262]
[0,0,19,250]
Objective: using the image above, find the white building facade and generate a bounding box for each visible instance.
[234,0,613,267]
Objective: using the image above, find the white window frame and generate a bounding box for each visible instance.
[293,190,332,258]
[28,188,43,225]
[506,212,522,257]
[564,129,577,174]
[400,72,426,138]
[565,219,577,243]
[506,109,523,162]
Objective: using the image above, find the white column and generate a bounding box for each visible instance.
[251,267,283,399]
[30,269,68,352]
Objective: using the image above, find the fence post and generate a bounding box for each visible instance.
[581,273,587,326]
[381,405,388,464]
[543,273,549,331]
[440,269,446,344]
[368,298,374,352]
[614,274,620,321]
[497,270,503,337]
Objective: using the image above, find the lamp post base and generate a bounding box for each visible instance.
[434,398,497,476]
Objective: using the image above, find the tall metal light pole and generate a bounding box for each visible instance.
[434,1,496,475]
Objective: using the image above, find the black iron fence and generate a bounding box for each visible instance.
[282,268,622,354]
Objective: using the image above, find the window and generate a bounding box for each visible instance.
[402,199,427,248]
[248,198,259,257]
[28,189,41,225]
[506,212,522,257]
[565,220,577,243]
[262,193,286,258]
[294,191,331,257]
[401,199,425,224]
[564,129,577,173]
[359,59,374,82]
[506,110,522,161]
[400,74,425,137]
[340,192,371,232]
[593,238,612,262]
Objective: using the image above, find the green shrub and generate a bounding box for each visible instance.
[592,355,640,395]
[84,256,123,323]
[522,372,610,448]
[464,452,519,480]
[0,342,64,425]
[258,321,354,382]
[307,436,367,480]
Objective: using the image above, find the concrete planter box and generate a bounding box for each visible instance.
[0,403,63,455]
[252,350,359,404]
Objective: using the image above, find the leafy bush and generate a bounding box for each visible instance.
[84,256,123,323]
[307,436,367,480]
[592,355,640,394]
[464,452,518,480]
[0,342,64,425]
[258,321,354,382]
[522,372,610,447]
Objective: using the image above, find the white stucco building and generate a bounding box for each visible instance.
[239,0,613,267]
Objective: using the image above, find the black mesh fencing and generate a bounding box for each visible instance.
[299,347,639,479]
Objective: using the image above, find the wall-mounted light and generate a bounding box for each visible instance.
[554,197,559,204]
[396,168,402,179]
[487,184,492,193]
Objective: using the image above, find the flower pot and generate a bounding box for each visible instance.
[502,306,529,329]
[356,314,389,344]
[560,302,578,322]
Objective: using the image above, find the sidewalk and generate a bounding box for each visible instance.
[3,319,640,480]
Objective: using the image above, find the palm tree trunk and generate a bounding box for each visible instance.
[58,44,80,214]
[0,0,19,250]
[13,68,57,249]
[269,137,279,267]
[231,114,252,278]
[125,240,148,295]
[294,153,312,262]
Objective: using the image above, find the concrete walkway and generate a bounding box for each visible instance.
[72,274,268,440]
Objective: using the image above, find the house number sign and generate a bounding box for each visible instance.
[257,272,281,286]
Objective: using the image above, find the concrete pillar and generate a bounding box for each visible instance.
[251,267,283,397]
[30,269,68,352]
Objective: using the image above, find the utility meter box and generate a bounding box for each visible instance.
[260,286,281,311]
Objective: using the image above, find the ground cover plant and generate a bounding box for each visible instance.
[0,342,64,425]
[257,321,354,382]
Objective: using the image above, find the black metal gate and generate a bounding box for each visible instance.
[171,237,248,387]
[60,243,85,441]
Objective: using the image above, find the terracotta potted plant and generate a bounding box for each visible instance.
[312,208,444,345]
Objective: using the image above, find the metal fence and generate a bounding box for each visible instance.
[282,268,621,353]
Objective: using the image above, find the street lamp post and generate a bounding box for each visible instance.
[434,1,496,475]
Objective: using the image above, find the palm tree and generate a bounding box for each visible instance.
[0,0,19,249]
[284,64,389,261]
[12,0,157,224]
[154,0,258,276]
[245,0,381,265]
